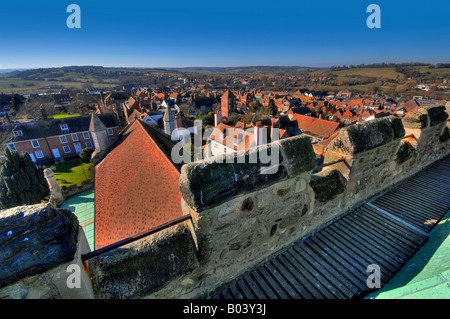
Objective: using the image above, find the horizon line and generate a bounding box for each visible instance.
[1,61,449,72]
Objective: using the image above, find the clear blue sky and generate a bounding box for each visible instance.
[0,0,449,69]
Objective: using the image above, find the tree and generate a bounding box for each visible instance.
[79,147,95,162]
[267,99,277,116]
[10,94,23,116]
[249,100,262,113]
[0,149,49,210]
[18,95,55,120]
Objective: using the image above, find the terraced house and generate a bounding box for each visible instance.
[0,114,121,163]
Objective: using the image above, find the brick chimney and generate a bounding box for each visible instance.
[254,122,261,146]
[176,114,184,129]
[214,111,222,127]
[40,105,48,120]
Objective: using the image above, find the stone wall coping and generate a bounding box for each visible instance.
[179,135,316,211]
[403,105,448,129]
[327,116,405,155]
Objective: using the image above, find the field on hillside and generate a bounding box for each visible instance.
[0,78,118,94]
[314,65,450,82]
[0,66,172,94]
[332,68,404,80]
[411,66,450,79]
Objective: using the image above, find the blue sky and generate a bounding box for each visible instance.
[0,0,449,69]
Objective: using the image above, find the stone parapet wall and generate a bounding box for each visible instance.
[86,223,198,299]
[2,105,449,299]
[150,106,448,299]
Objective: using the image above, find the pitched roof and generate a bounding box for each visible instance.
[94,120,182,249]
[0,114,118,144]
[401,99,421,113]
[289,114,340,138]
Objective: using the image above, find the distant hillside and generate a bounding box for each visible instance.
[314,63,450,81]
[164,66,323,75]
[0,69,29,75]
[1,63,448,95]
[0,66,180,94]
[8,66,172,81]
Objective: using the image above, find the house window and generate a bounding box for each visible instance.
[71,133,79,142]
[59,135,68,144]
[85,141,93,149]
[83,132,90,139]
[13,130,23,137]
[63,145,71,153]
[7,143,16,152]
[31,140,40,148]
[107,128,114,136]
[35,150,44,159]
[60,124,69,131]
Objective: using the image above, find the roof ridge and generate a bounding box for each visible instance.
[136,120,182,174]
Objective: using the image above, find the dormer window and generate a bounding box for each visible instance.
[13,130,23,137]
[7,143,16,152]
[60,124,69,131]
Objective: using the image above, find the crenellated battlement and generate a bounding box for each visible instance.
[1,105,448,299]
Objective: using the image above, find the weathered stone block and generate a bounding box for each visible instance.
[424,105,448,127]
[439,126,450,143]
[403,108,429,129]
[396,141,416,164]
[327,117,403,155]
[386,116,406,139]
[0,204,79,288]
[310,168,346,202]
[87,224,197,299]
[278,135,317,176]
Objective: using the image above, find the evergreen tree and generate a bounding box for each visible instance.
[267,99,277,116]
[10,94,22,116]
[0,149,49,210]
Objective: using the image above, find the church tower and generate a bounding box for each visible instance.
[163,106,176,139]
[89,113,109,164]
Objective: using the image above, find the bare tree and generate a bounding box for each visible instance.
[18,96,55,120]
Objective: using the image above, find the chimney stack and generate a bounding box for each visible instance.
[254,122,261,146]
[214,111,222,127]
[40,105,48,120]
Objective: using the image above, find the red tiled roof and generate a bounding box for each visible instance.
[401,99,420,113]
[94,120,182,249]
[289,114,340,138]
